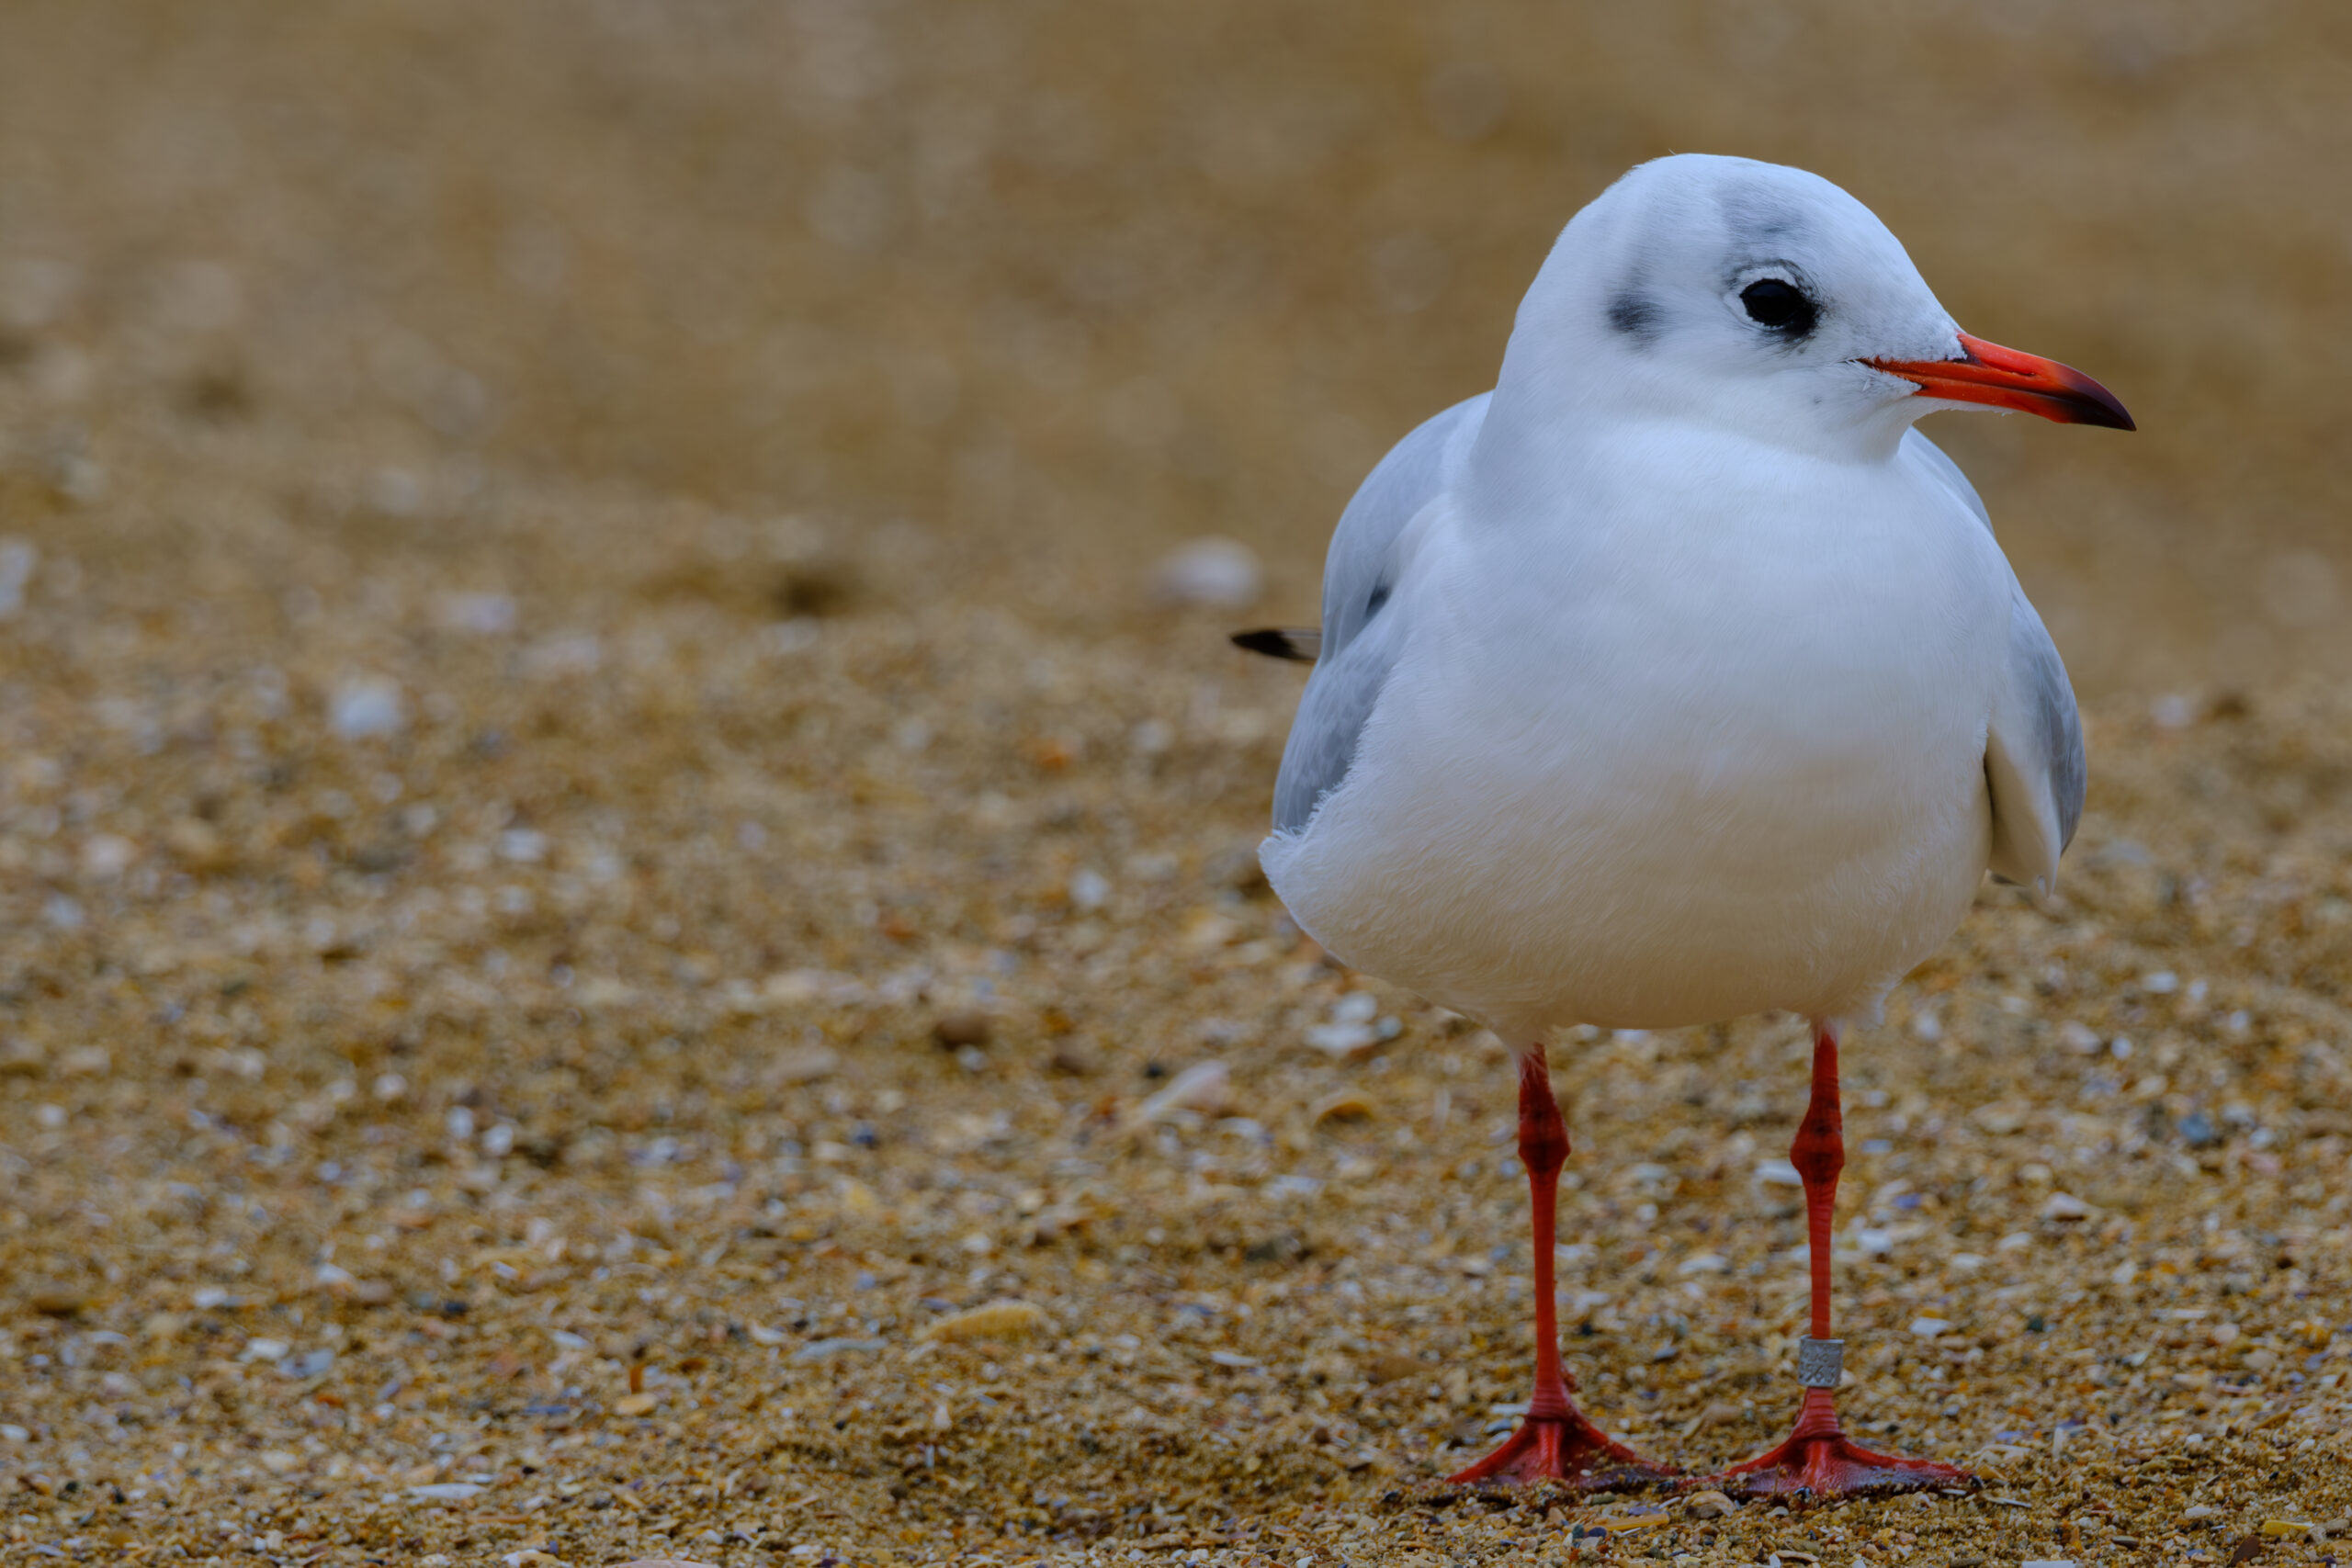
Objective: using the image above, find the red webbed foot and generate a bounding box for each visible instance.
[1447,1409,1679,1490]
[1452,1046,1683,1492]
[1701,1390,1977,1500]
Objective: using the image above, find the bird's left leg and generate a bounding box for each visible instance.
[1445,1043,1679,1489]
[1695,1020,1977,1501]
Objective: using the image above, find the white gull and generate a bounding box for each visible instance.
[1239,153,2130,1495]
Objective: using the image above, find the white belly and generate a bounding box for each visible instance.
[1263,464,2008,1040]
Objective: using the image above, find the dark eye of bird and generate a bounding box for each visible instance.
[1740,278,1815,334]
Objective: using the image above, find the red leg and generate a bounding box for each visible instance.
[1698,1021,1976,1500]
[1447,1045,1679,1489]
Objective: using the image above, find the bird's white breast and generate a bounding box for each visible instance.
[1263,428,2011,1039]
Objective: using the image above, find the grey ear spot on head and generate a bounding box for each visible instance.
[1606,291,1660,345]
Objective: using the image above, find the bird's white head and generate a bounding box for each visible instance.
[1492,154,2131,460]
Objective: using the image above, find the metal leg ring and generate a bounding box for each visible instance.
[1796,1337,1845,1388]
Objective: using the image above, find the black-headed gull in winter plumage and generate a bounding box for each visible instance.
[1238,153,2129,1496]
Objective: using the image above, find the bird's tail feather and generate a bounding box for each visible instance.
[1230,627,1320,662]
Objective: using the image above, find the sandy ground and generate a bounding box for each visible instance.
[4,4,2352,1566]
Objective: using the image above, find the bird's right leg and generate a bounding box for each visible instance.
[1697,1021,1977,1500]
[1445,1043,1679,1489]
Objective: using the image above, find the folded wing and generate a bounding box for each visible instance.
[1272,393,1488,834]
[1985,580,2086,895]
[1910,428,2086,894]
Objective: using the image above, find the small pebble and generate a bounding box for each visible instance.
[1681,1400,1740,1438]
[1311,1089,1375,1123]
[443,592,519,636]
[279,1348,336,1379]
[1151,536,1262,609]
[932,1011,991,1049]
[1973,1102,2028,1135]
[0,538,35,617]
[1304,1021,1379,1059]
[1069,867,1111,910]
[772,1044,840,1084]
[1137,1060,1233,1122]
[164,817,232,870]
[1181,908,1240,950]
[28,1287,85,1316]
[789,1337,888,1362]
[58,1044,108,1076]
[921,1300,1047,1343]
[331,676,408,740]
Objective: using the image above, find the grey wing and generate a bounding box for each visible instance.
[1984,572,2086,896]
[1273,603,1408,833]
[1272,392,1488,834]
[1907,428,2084,889]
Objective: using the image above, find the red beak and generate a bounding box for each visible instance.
[1866,333,2133,431]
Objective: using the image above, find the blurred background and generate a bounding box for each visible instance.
[0,0,2345,694]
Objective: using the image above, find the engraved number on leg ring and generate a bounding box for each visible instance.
[1796,1337,1845,1389]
